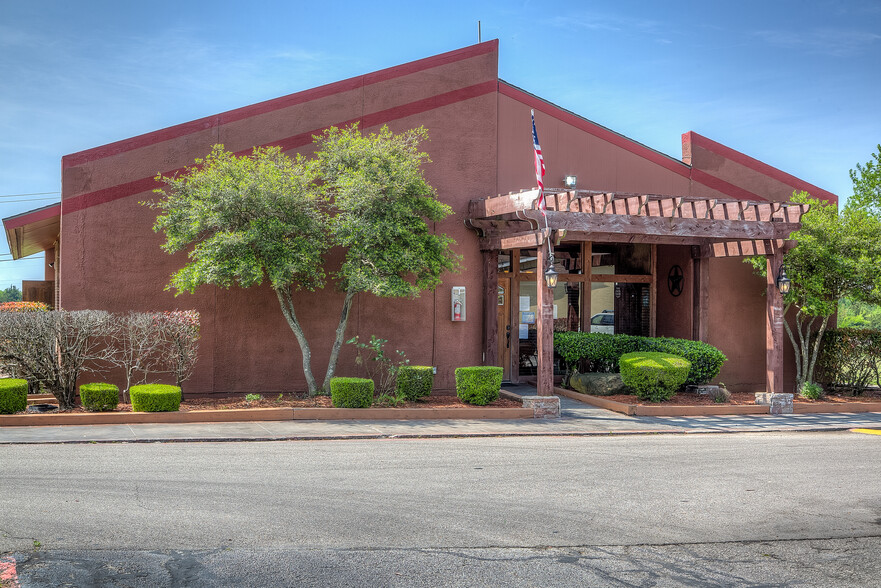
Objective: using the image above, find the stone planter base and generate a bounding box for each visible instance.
[755,393,794,414]
[521,396,561,419]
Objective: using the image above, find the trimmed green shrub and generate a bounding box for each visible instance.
[800,381,824,400]
[395,366,434,401]
[455,366,503,406]
[0,378,28,414]
[640,338,726,386]
[80,383,120,412]
[554,332,725,385]
[619,352,691,402]
[130,384,182,412]
[816,328,881,395]
[330,377,374,408]
[555,332,640,374]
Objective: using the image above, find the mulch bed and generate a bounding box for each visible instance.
[593,390,881,406]
[24,393,522,414]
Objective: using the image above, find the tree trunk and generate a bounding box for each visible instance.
[321,288,356,393]
[274,287,319,395]
[805,316,830,387]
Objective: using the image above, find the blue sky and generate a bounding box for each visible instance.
[2,0,879,289]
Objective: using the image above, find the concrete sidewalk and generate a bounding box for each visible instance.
[2,385,881,444]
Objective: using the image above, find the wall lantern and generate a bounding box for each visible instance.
[563,175,577,189]
[544,252,559,289]
[776,265,791,295]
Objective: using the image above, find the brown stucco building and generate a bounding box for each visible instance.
[4,41,837,395]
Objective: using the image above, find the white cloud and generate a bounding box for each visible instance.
[753,28,881,57]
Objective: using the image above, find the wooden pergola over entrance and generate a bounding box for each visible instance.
[467,189,809,397]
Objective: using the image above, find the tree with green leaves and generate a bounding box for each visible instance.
[0,285,22,303]
[747,186,881,392]
[849,144,881,214]
[149,125,460,395]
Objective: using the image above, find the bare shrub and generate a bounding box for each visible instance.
[155,310,200,394]
[0,310,113,409]
[105,312,166,401]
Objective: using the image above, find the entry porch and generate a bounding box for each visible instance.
[467,189,808,396]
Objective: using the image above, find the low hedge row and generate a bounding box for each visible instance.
[130,384,181,412]
[330,377,374,408]
[554,332,726,386]
[619,352,691,402]
[80,383,120,412]
[0,378,28,414]
[455,366,503,406]
[395,366,434,401]
[816,328,881,394]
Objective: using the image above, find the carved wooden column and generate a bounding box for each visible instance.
[536,238,554,396]
[766,251,785,394]
[691,253,709,343]
[482,250,498,366]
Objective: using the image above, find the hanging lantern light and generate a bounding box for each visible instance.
[544,252,559,289]
[776,264,791,295]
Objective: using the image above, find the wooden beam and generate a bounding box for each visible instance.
[692,256,708,342]
[693,239,788,258]
[479,231,546,251]
[590,274,653,283]
[766,251,785,394]
[466,218,536,237]
[520,210,799,241]
[469,189,542,217]
[561,231,705,246]
[536,239,553,396]
[482,250,498,369]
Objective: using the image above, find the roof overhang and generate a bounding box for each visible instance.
[3,203,61,259]
[467,189,808,258]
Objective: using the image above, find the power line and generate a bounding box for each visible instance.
[0,192,60,198]
[0,196,61,205]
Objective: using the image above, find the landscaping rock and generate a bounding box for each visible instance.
[755,392,794,414]
[570,373,628,396]
[522,396,561,419]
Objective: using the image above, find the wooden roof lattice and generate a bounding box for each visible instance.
[467,189,809,257]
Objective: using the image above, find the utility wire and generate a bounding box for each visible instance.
[0,197,61,205]
[0,192,60,198]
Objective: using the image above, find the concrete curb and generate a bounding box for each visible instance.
[555,387,881,417]
[0,406,534,427]
[0,426,864,446]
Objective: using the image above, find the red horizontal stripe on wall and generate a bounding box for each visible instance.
[62,81,498,216]
[686,131,837,203]
[62,41,499,170]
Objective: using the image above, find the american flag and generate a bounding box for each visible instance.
[531,109,546,216]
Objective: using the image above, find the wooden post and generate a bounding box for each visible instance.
[536,238,554,396]
[482,250,498,367]
[766,252,784,394]
[691,254,709,342]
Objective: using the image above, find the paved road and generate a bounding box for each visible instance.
[2,431,881,586]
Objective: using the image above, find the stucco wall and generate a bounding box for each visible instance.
[60,42,500,394]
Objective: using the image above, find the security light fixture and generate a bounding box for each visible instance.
[776,264,791,295]
[563,175,577,189]
[544,252,559,289]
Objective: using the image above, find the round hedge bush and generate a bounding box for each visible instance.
[130,384,182,412]
[619,352,691,402]
[455,366,503,406]
[330,377,374,408]
[80,383,120,412]
[0,378,28,414]
[395,366,434,401]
